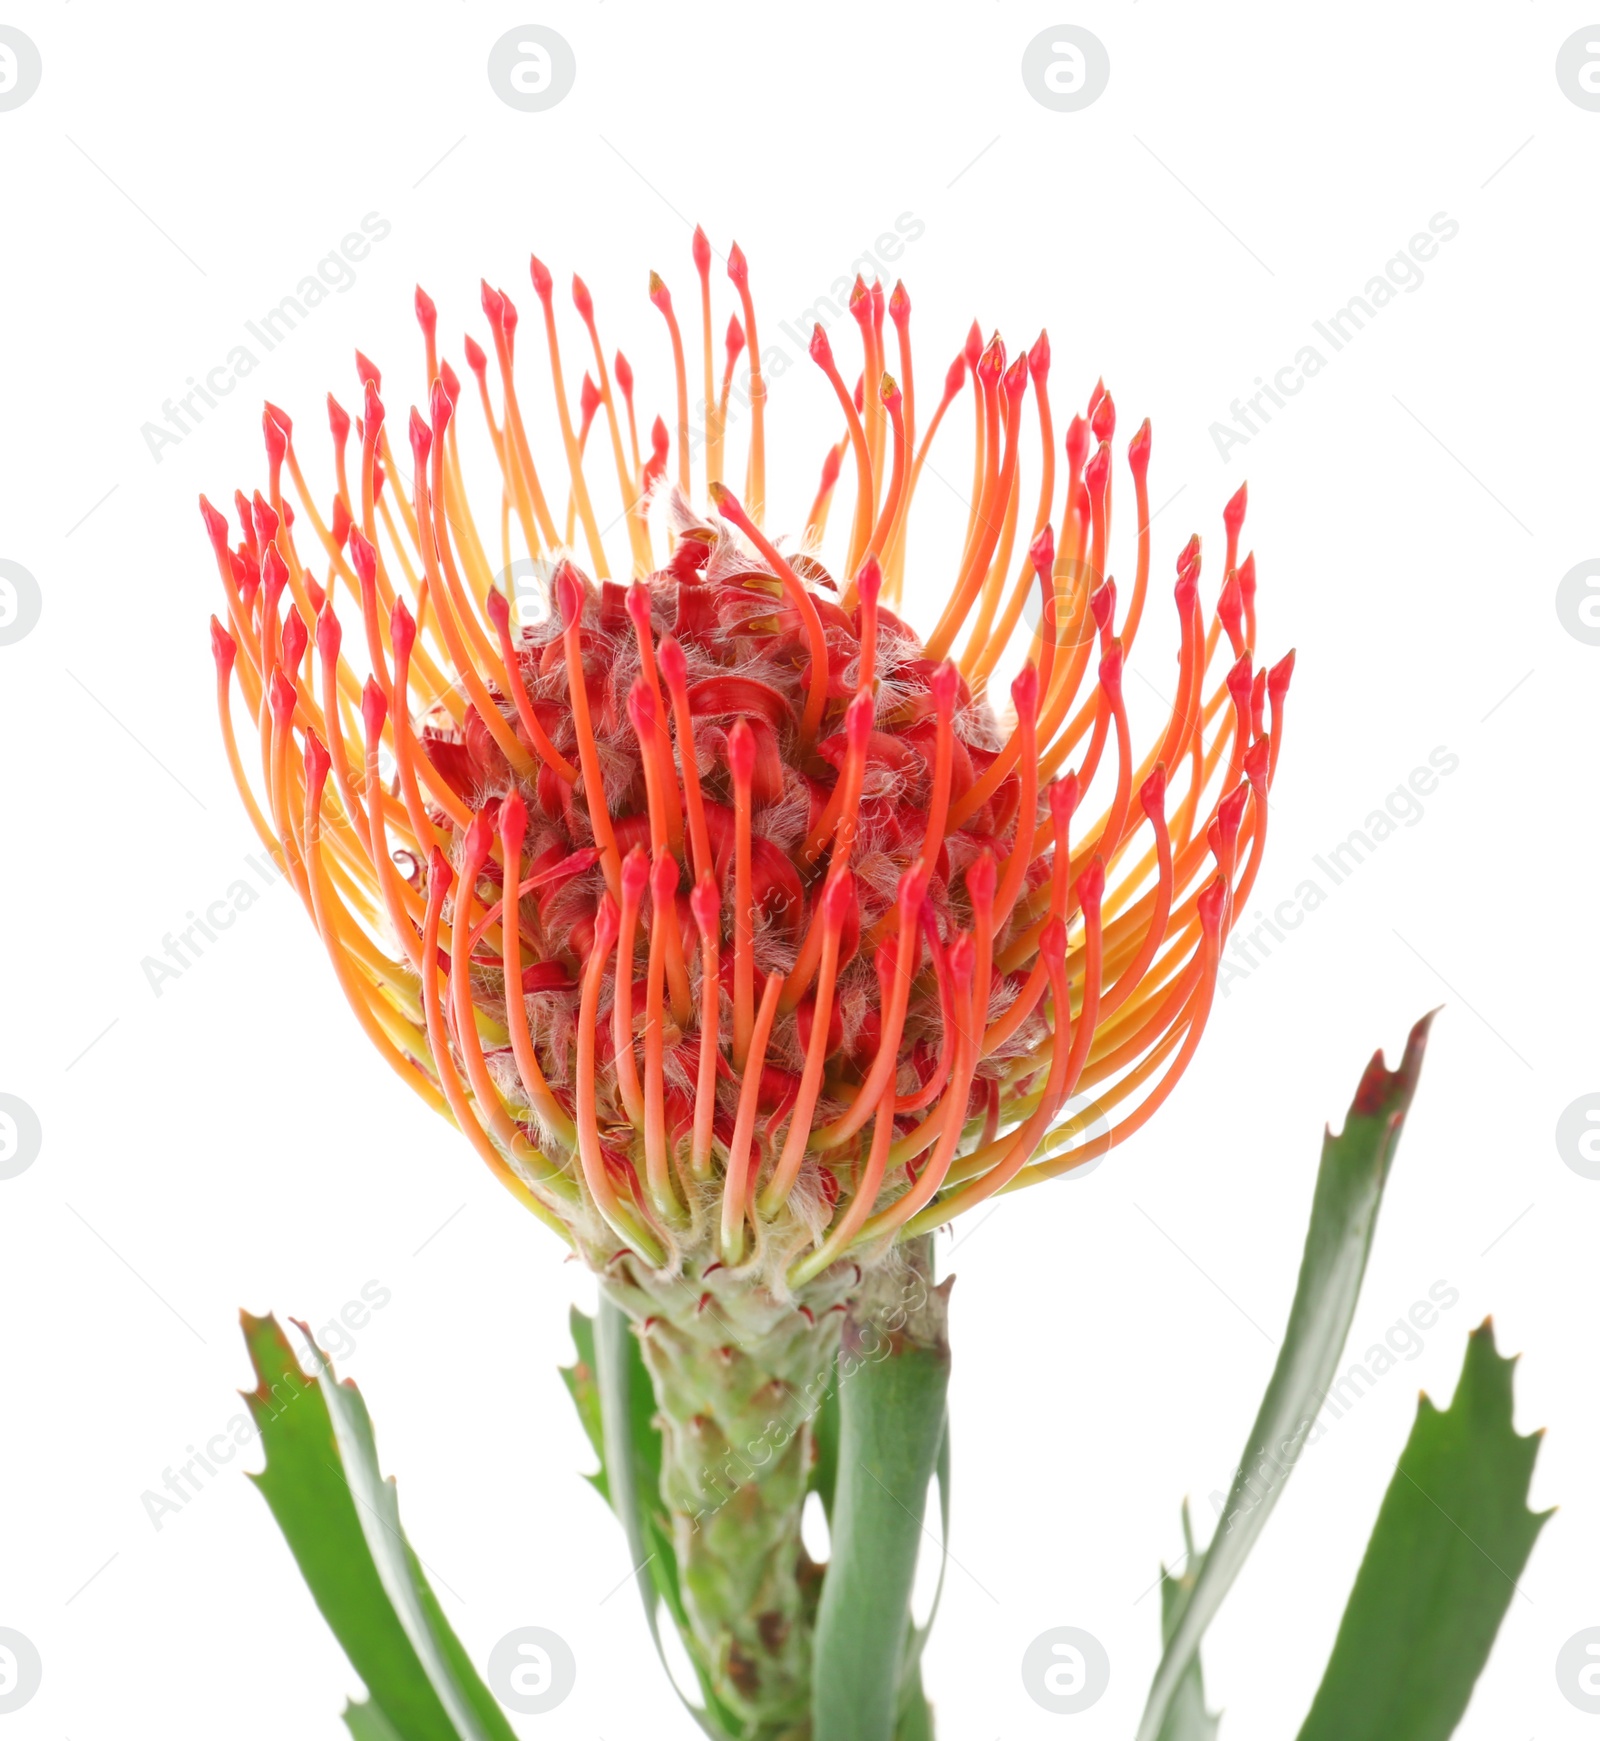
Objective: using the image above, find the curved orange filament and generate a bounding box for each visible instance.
[719,970,784,1265]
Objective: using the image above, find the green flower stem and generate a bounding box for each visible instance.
[812,1244,951,1741]
[600,1257,853,1737]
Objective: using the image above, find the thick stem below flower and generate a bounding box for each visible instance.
[602,1258,853,1736]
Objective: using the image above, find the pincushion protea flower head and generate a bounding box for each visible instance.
[199,230,1290,1292]
[199,230,1291,1722]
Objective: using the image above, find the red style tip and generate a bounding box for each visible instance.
[408,406,432,470]
[727,717,757,784]
[1028,522,1055,580]
[389,596,416,660]
[315,602,341,661]
[1218,782,1249,844]
[648,270,670,311]
[268,669,297,725]
[1028,330,1051,380]
[1237,550,1257,602]
[1002,353,1029,399]
[498,288,519,340]
[414,286,437,339]
[614,351,634,397]
[363,380,384,438]
[330,498,352,550]
[1224,482,1248,536]
[1049,772,1080,827]
[485,587,511,635]
[579,372,601,422]
[556,563,586,629]
[1089,581,1115,634]
[690,871,720,937]
[571,274,594,321]
[199,495,230,556]
[658,634,687,689]
[427,846,454,900]
[1218,573,1245,647]
[1128,418,1152,476]
[500,787,527,848]
[209,616,236,674]
[880,372,902,412]
[1226,651,1253,710]
[942,353,966,400]
[622,844,651,902]
[462,808,495,871]
[252,491,279,548]
[898,857,933,914]
[855,555,882,609]
[820,442,844,490]
[821,866,856,927]
[1084,441,1111,495]
[462,333,488,375]
[430,377,454,432]
[627,677,659,738]
[260,542,288,597]
[348,528,377,586]
[355,350,382,392]
[1197,874,1228,933]
[1065,413,1089,475]
[963,321,983,369]
[691,226,712,275]
[303,730,331,792]
[361,678,387,743]
[528,254,552,300]
[888,281,911,326]
[592,893,622,957]
[1098,639,1125,699]
[1268,649,1296,702]
[947,931,977,988]
[480,280,505,330]
[727,242,748,287]
[1011,661,1040,719]
[966,850,997,910]
[1090,390,1116,444]
[1140,764,1168,820]
[327,394,351,444]
[1076,856,1106,913]
[930,659,960,717]
[725,314,745,359]
[439,358,460,402]
[1244,736,1271,787]
[1040,917,1068,964]
[263,398,291,444]
[650,849,680,908]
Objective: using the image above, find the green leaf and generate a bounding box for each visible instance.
[241,1312,516,1741]
[812,1285,952,1741]
[1136,1013,1434,1741]
[809,1348,842,1521]
[1294,1321,1548,1741]
[1154,1505,1220,1741]
[558,1305,609,1503]
[343,1701,406,1741]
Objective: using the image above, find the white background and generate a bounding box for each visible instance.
[2,4,1597,1737]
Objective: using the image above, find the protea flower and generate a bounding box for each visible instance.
[199,231,1289,1730]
